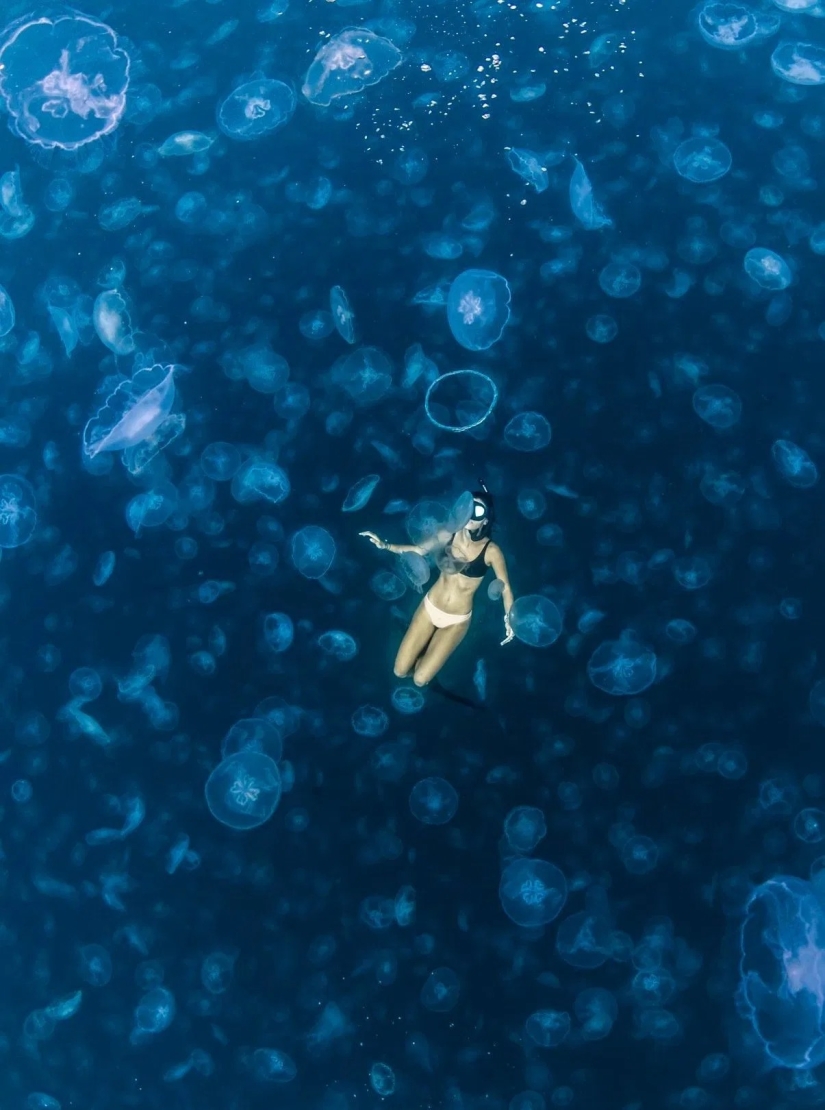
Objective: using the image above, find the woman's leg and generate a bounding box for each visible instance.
[413,621,470,687]
[393,599,435,678]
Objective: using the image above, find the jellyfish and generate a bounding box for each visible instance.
[744,248,792,291]
[569,157,613,230]
[447,269,512,351]
[587,635,657,695]
[302,28,403,107]
[499,859,567,927]
[0,474,37,548]
[507,148,549,193]
[772,43,825,86]
[158,130,214,156]
[673,137,732,183]
[82,365,177,459]
[204,751,282,831]
[330,285,356,344]
[217,79,296,141]
[92,290,135,355]
[509,595,563,647]
[0,12,130,149]
[409,777,459,825]
[599,261,642,298]
[740,876,825,1068]
[424,370,499,433]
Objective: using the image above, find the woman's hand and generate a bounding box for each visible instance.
[359,531,387,550]
[500,612,515,646]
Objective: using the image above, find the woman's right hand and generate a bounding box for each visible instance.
[359,531,386,550]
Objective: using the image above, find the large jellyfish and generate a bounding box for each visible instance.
[447,270,511,352]
[83,365,177,459]
[740,876,825,1068]
[302,28,402,107]
[0,12,130,149]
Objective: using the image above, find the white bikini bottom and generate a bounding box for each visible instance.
[424,593,471,629]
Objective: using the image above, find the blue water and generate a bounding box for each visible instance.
[3,0,825,1106]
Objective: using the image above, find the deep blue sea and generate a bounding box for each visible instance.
[4,0,825,1106]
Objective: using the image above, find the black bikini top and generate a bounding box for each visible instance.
[451,536,491,579]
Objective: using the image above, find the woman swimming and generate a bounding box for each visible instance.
[360,487,514,686]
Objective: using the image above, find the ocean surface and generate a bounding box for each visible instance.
[1,0,825,1106]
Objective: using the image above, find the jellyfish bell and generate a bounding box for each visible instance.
[83,364,178,459]
[0,11,130,150]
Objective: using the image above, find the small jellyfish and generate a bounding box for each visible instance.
[772,439,818,489]
[409,777,458,825]
[507,148,549,193]
[586,314,618,343]
[587,635,657,696]
[134,986,175,1035]
[204,751,282,830]
[504,806,547,853]
[370,1062,396,1097]
[92,289,134,355]
[0,474,37,548]
[158,130,214,156]
[217,79,296,141]
[447,269,511,351]
[262,612,294,653]
[250,1048,297,1082]
[231,460,290,505]
[503,412,552,452]
[673,137,732,183]
[201,441,242,481]
[83,365,176,459]
[599,261,642,299]
[509,595,563,648]
[621,835,659,874]
[0,283,15,336]
[692,384,742,429]
[330,285,356,344]
[772,42,825,86]
[569,157,612,229]
[498,858,567,927]
[420,967,460,1012]
[302,28,402,106]
[78,944,112,987]
[342,474,380,512]
[525,1009,571,1047]
[744,248,792,291]
[351,705,389,738]
[292,525,335,579]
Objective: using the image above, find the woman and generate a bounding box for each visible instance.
[360,487,514,687]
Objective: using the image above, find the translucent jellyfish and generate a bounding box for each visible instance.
[447,269,511,351]
[598,261,642,299]
[507,148,549,193]
[692,383,742,429]
[0,284,15,337]
[587,635,657,696]
[673,137,732,183]
[302,29,402,107]
[0,13,130,149]
[586,314,618,343]
[332,346,392,405]
[498,858,567,927]
[772,440,818,489]
[351,705,388,738]
[78,943,112,987]
[622,835,659,874]
[217,79,296,141]
[263,612,293,653]
[504,806,547,852]
[503,412,552,452]
[330,285,356,344]
[201,441,241,481]
[342,474,380,512]
[292,525,335,579]
[92,289,134,355]
[158,130,214,156]
[697,3,760,49]
[205,751,282,830]
[420,967,460,1012]
[83,365,176,459]
[740,876,825,1068]
[557,905,613,968]
[772,43,825,86]
[569,158,612,230]
[424,370,499,433]
[525,1009,571,1047]
[251,1048,297,1082]
[231,460,290,505]
[318,630,358,661]
[366,1062,395,1099]
[409,777,459,825]
[744,248,792,291]
[575,987,618,1040]
[0,474,36,548]
[509,595,563,648]
[134,986,175,1035]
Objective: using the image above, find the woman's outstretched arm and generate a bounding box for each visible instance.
[487,543,515,643]
[359,531,425,556]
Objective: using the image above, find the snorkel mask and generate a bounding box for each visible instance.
[468,480,494,539]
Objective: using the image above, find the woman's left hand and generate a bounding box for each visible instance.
[500,613,514,646]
